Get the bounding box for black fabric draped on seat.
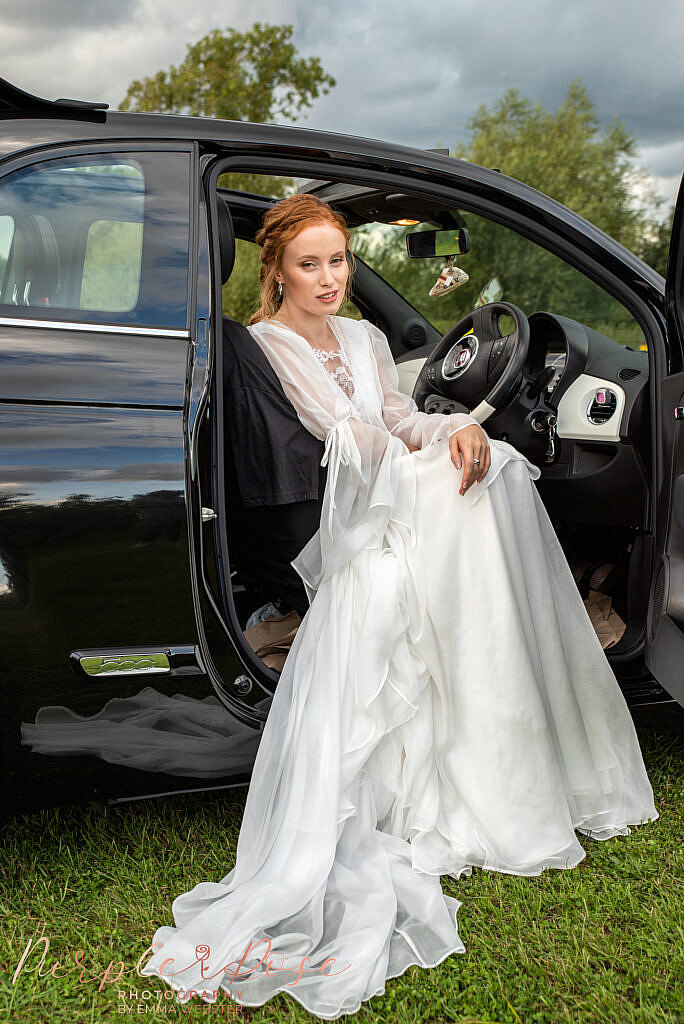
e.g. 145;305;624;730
221;317;327;617
217;197;327;616
222;315;327;616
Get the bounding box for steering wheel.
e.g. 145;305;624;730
413;301;530;424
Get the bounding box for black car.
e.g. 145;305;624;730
1;76;682;818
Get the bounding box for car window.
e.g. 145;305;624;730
0;214;13;283
80;219;144;311
351;210;646;349
0;152;190;329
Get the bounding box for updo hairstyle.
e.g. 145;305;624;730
248;193;356;324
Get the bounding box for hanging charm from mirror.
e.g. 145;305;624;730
429;255;469;297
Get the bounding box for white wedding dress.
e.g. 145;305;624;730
140;314;658;1018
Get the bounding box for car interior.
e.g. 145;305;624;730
0;163;654;682
214;175;654;680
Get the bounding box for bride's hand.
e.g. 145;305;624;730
448;424;491;496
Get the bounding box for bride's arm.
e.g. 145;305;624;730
363;319;485;451
248;323;410;474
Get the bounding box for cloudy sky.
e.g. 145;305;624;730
1;0;681;214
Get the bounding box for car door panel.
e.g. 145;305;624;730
645;171;684;702
645;370;684;703
0;325;188;403
0;147;253;815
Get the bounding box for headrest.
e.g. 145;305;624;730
15;214;60;303
216;197;235;285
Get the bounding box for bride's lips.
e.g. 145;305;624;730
317;290;338;303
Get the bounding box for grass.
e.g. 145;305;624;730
1;702;682;1024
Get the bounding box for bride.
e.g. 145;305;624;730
140;194;659;1018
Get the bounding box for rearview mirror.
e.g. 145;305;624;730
406;228;470;258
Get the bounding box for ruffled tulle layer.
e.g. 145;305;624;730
140;440;658;1018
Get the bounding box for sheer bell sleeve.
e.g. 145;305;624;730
363;318;486;452
247;321;417;602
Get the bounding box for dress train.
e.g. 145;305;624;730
140;437;658;1018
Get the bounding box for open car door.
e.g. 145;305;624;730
645;171;684;705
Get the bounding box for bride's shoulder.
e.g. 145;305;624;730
333;315;369;326
332;315;375;340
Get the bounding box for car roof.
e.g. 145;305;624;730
0;75;109;114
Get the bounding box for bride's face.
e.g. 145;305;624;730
276;223;349;319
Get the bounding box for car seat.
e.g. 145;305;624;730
5;213;60;306
216;197;325;635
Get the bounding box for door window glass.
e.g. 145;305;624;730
0;152;190;328
80;219;144;311
0;214;13;283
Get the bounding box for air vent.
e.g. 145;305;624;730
587;388;617;424
618;367;641;381
403;318;428;349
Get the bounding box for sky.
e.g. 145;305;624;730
1;0;681;217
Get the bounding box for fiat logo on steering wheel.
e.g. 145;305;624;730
442;333;479;381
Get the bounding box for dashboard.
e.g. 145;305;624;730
395;309;651;528
396;310;648;443
525;311;648;444
543;350;566;394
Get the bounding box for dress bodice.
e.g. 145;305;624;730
254;316;368;417
308;341;360;410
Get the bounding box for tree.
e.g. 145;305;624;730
119;21;334;195
119;22;335;124
353;80;670;342
639;204;675;278
452;78;659;255
120;23;336;322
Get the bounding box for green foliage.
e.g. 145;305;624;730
222;237;262;324
218;170;291;196
79;220;143;312
639;203;676;278
120;23;335;216
452;79;659;254
352;80;671;345
119;22;335;123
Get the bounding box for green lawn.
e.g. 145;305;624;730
2;702;682;1024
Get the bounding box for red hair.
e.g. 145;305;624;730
249;194;356;324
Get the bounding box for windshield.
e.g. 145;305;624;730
350;210;645;348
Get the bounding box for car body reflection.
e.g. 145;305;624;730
21;685;264;779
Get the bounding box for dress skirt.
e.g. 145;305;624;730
140;437;658;1018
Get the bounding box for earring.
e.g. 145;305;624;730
277;281;283;297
